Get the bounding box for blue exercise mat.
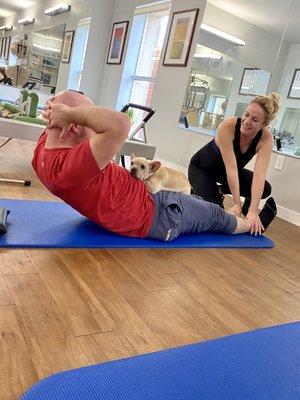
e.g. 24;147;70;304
21;322;300;400
0;198;274;248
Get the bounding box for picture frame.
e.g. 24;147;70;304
106;20;129;65
4;36;11;60
287;69;300;99
1;37;6;59
163;8;199;67
238;67;271;96
61;30;75;63
41;71;51;85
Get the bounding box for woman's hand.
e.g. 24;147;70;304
246;209;264;235
229;203;242;217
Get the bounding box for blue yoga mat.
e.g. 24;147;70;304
21;322;300;400
0;198;274;248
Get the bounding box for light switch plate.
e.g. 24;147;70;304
275;154;285;170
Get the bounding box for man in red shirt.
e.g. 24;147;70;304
32;90;276;241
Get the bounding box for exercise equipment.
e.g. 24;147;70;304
117;103;157;167
21;322;300;399
0;208;9;234
0;198;274;248
0;89;46;186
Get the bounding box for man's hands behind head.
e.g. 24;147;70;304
43;100;73;142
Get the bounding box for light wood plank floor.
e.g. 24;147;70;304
0;137;299;400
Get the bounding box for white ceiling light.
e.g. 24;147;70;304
44;3;71;16
18;17;35;25
194;53;222;59
0;25;13;31
33;43;61;53
201;23;246;46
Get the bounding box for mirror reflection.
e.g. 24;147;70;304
179;0;300;158
26;24;65;93
0;0;92;98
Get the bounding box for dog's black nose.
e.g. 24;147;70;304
130;168;137;176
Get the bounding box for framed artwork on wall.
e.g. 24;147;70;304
106;20;129;64
238;68;271;96
4;36;11;60
163;8;199;67
61;30;75;63
1;37;6;59
288;69;300;99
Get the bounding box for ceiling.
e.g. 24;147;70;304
208;0;300;44
0;0;37;18
0;0;299;44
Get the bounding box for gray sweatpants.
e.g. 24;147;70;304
148;191;237;241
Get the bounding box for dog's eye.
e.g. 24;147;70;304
141;165;145;170
130;162;133;165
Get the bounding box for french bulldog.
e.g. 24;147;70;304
129;153;191;195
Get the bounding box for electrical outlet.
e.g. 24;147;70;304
274;154;285;170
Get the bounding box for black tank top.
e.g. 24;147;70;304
190;118;263;170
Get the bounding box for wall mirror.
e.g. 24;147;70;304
26;24;65;93
179;0;300;158
0;0;92;99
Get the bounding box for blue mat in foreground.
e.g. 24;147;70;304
21;322;300;400
0;198;274;248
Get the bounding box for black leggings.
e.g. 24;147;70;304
188;163;272;207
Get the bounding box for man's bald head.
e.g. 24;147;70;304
52;90;94;108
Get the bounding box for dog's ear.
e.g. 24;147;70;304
130;153;136;161
150;161;161;173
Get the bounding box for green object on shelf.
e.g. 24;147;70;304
3;103;20;114
12;115;47;126
20;89;29;104
295;148;300;156
28;92;39;118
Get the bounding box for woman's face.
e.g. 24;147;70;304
241;103;265;136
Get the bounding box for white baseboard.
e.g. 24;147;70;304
276;205;300;227
158;158;300;227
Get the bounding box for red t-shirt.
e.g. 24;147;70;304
32;132;155;237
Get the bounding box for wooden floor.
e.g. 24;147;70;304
1;137;300;400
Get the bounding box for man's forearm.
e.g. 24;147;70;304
67;106;129;135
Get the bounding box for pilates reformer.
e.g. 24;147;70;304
117;103;156;167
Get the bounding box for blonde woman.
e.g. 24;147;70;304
189;93;280;235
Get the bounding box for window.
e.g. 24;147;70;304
118;2;170;138
67;18;90;91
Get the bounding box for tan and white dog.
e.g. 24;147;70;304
129;154;191;195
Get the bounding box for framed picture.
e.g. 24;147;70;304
106;20;129;64
163;8;199;67
61;30;75;63
4;36;11;60
288;69;300;99
1;37;6;59
238;68;271;96
41;71;51;85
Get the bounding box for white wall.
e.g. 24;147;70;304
79;0;115;103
